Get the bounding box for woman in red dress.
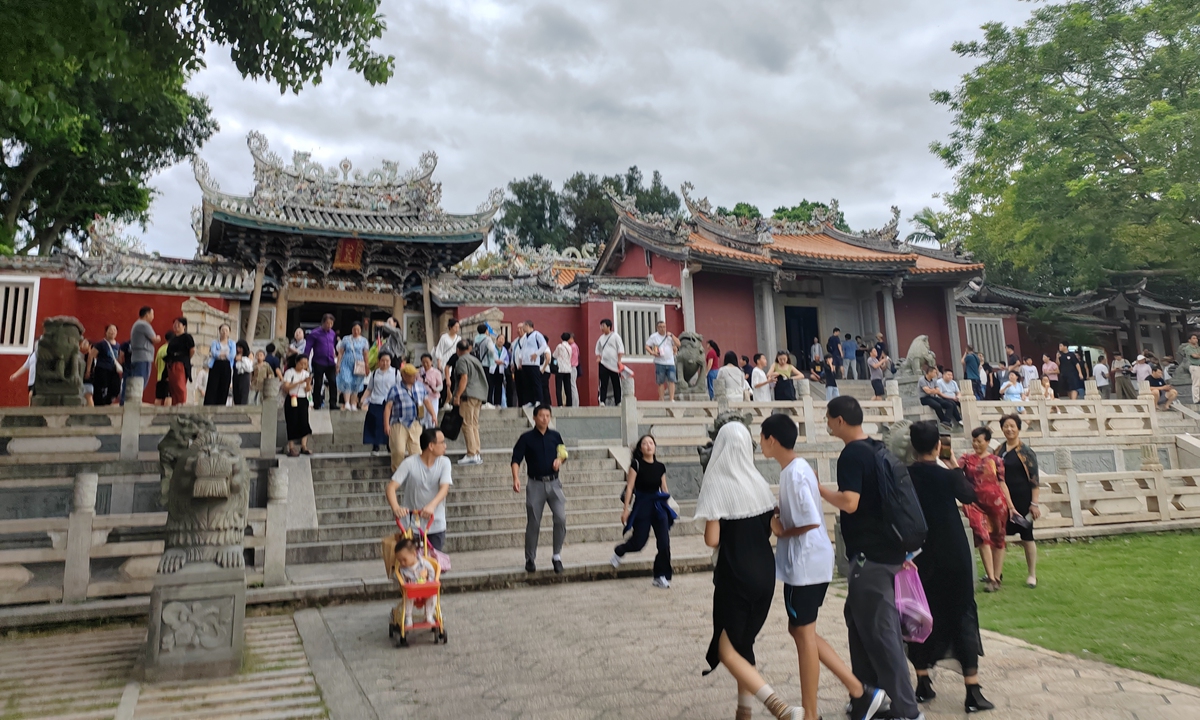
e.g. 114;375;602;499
960;427;1017;592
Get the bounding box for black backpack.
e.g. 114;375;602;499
869;439;928;552
472;336;492;365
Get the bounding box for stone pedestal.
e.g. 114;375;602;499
141;563;246;682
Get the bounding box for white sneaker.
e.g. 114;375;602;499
651;576;670;589
610;553;622;568
483;402;495;409
457;455;473;465
468;454;483;465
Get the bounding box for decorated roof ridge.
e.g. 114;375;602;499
193;132;504;239
970;282;1095;308
679;182;771;245
604;186;691;244
453;232;599;286
569;274;682;299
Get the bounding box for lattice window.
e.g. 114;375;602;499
0;277;38;355
614;302;663;361
965;317;1005;366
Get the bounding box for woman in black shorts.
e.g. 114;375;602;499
997;414;1041;588
610;434;676;587
696;421;801;720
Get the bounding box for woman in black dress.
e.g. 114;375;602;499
906;421;994;713
695;421;800;720
997;414;1041;588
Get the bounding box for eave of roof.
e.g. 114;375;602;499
208;208;489;244
687;233;780;266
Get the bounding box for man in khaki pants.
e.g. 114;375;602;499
384;364;436;472
1181;333;1200;405
451;338;489;466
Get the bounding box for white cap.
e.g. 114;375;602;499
1137;354;1146;361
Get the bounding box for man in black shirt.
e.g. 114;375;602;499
1057;342;1085;400
819;396;920;720
164;317;195;406
511;404;568;574
827;327;843;378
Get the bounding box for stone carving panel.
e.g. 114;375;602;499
160;597;234;653
1072;449;1116;474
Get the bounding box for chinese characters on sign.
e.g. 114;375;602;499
333;238;365;270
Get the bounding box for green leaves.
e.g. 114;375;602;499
1;0;395;255
934;0;1200;297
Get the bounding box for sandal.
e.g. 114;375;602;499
287;448;299;457
300;448;312;455
1026;577;1037;589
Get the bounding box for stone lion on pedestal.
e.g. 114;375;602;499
157;416;252;573
676;331;706;390
897;335;938;376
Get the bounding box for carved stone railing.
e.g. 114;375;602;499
0;385;279;463
0;468;289;605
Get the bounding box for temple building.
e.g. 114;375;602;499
193;131;503;355
0;133;1040;405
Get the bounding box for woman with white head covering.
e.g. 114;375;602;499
698;421;801;720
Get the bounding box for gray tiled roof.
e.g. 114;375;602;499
431;276;581;306
77;254;255;296
585;278;681;300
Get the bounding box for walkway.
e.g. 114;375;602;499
297;573;1200;720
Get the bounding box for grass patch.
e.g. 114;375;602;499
976;530;1199;687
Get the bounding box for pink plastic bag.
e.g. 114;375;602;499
894;566;933;643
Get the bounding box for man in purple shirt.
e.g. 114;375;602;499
304;314;339;410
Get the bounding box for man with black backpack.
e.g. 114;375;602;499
821;396;925;720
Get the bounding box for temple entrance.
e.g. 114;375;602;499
287;304;390;338
784;306;820;371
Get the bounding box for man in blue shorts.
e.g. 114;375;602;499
645;320;680;402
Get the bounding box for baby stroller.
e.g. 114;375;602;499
384;513;447;647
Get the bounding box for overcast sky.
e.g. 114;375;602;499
137;0;1035;258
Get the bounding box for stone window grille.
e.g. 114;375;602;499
614;302;663;361
0;276;39;355
965;317;1005;366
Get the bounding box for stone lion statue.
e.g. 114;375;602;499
675;331;706;389
32;316;86;407
698;411;753;471
158;416;252;573
881;419;916;465
897;335;937;376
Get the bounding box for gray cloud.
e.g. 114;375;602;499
138;0;1033;256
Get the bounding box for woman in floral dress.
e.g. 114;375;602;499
959;426;1016;592
336;322;369;411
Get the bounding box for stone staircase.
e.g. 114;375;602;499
286;407;632;564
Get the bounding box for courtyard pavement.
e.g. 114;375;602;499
296;573;1200;720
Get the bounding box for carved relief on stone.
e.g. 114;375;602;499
160;598;234;653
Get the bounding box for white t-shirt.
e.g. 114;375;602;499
391;454;453;534
935;378;960;398
283;369;310;397
365;367;400;405
595;332;625;372
646;332;675;366
1093;363;1109;388
775;458;834;587
514;331;548;367
1020;364;1040;388
750;367;772;403
434;333;459;371
1135;362;1153;383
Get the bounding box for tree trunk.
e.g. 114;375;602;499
2;159;50;239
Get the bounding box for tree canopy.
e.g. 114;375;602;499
772;200;851;232
1;0;394;254
716;202;762;220
498;166;681;250
933;0;1200;298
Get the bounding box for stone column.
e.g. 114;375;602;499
422;273;435;356
1166;313;1180;354
263;467;289;587
882;289;899;362
1057;447;1084;528
621;394;639;447
274;281;289;340
755;278;777;359
120;383;143;461
244;260;266;345
392;292;405;322
680;265;697;334
944;286;963;379
63;472;98;603
259;377;280;457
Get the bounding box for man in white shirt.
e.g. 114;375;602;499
513;320;549;406
594;319;625;406
385;427;453;552
759;414;885;720
434;318;460;403
935;369;961;401
645;320;680;401
1134;355;1153;383
1093;356;1111;399
750;352;773;403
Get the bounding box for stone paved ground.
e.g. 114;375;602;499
310;573;1200;720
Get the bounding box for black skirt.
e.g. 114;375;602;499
704;511;776;673
93;367;121;406
205;361;232;406
362;402;388;446
284;396;312;440
232;372;251;405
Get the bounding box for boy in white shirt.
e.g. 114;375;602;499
750;353;773;403
759;414;886;720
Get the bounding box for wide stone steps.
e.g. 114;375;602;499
313;474;625;504
286;521;628;563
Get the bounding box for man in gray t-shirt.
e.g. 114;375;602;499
386;427;453;551
124;306;160;402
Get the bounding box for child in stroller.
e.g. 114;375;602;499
385;514;447;646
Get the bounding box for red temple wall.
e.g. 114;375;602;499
895;287;952;371
693;272;757;362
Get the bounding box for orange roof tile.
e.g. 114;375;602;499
911;254;985;275
687;233;782;265
770;233;917;263
554;266;583;286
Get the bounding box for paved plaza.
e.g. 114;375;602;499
299;573;1200;720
